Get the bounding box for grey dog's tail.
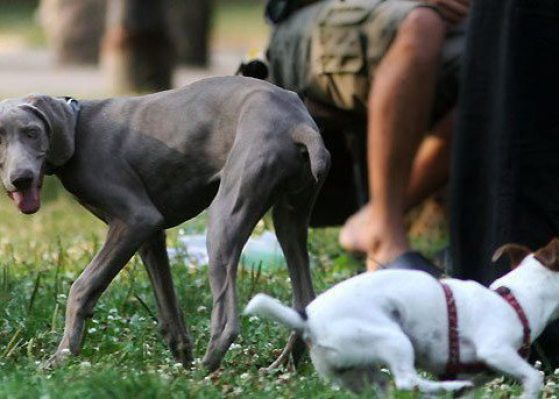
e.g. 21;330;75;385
291;125;330;183
244;294;307;333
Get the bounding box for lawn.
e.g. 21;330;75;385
0;1;554;398
0;180;533;398
0;179;366;398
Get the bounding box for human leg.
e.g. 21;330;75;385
339;109;453;255
338;7;447;270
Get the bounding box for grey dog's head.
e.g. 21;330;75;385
0;95;77;214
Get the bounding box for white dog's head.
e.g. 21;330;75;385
493;238;559;271
492;238;559;319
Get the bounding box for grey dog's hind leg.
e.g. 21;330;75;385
265;181;325;370
273;186;319;316
202;146;284;371
139;230;193;366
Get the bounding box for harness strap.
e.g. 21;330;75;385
63;96;81;114
440;282;531;379
441;282;460;373
494;286;531;358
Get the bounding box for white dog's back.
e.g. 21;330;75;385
247;270;506;374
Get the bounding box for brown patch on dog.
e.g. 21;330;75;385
534;238;559;272
492;243;532;269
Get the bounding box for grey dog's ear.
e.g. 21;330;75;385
23;95;77;168
492;243;532;269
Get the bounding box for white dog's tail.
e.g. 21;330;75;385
244;293;307;332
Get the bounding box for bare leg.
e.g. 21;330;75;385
340;110;453;254
139;231;193;367
338;8;447;270
405;110;453;207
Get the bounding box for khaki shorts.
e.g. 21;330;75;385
268;0;466;122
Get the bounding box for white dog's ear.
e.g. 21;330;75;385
534;238;559;272
492;243;532;269
24;95;77;168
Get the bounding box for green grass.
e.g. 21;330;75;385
0;2;550;396
0;179;365;398
0;179;540;398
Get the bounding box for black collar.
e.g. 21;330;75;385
63;96;81;114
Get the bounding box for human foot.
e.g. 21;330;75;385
339;204;372;253
364;228;410;271
372;251;442;277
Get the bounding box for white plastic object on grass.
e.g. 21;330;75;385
169;230;286;270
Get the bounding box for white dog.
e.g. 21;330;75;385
245;239;559;398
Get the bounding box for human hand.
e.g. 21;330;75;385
424;0;470;26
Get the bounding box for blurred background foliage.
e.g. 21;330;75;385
0;0;268;93
0;0;270;216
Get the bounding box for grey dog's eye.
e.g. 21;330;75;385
24;127;38;139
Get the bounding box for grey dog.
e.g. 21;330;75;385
0;76;330;371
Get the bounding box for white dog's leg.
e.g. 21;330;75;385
477;347;543;399
377;332;473;394
330;366;390;396
393;372;473;394
453;373;486;399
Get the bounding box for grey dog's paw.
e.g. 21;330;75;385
39;348;71;371
170;340;194;368
201;353;221;373
202;342;225;373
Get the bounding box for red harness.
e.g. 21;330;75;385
439;282;531;378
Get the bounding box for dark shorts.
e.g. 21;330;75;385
268;0;466;121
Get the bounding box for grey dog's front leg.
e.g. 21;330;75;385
139;231;193;366
44;217;160;368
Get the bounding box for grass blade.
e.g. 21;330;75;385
2;328;22;358
133;293;157;323
51;303;59;333
27;271;42;314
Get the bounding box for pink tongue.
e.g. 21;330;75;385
9;186;41;214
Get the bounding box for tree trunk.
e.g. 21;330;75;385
167;0;213;67
39;0;107;65
101;0;174;94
